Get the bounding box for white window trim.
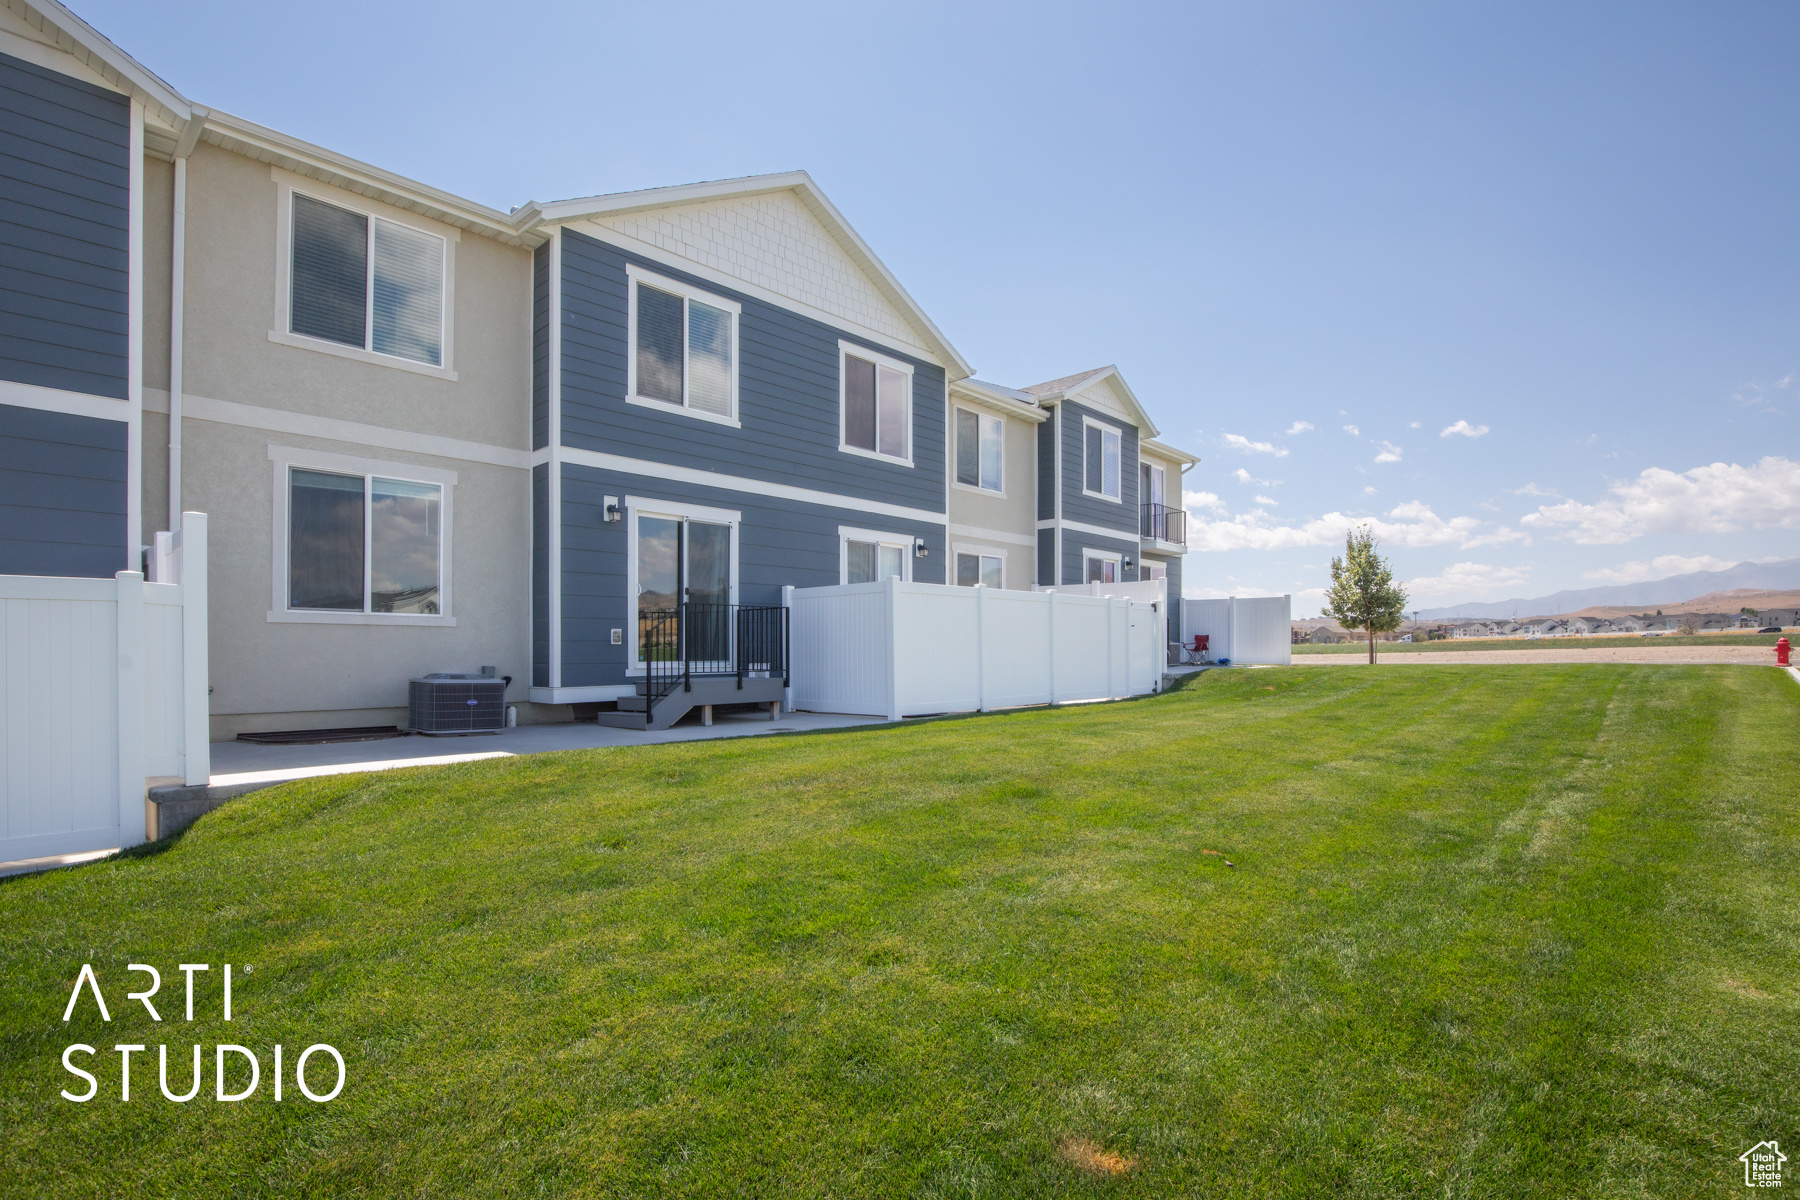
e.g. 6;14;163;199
624;495;742;675
269;168;459;381
837;340;914;467
1081;415;1123;503
266;443;457;626
952;543;1007;589
1082;548;1123;585
838;524;914;584
625;263;743;428
951;404;1005;496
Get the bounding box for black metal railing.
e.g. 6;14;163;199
1141;503;1186;546
640;603;790;725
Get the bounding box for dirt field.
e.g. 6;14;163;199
1302;644;1786;666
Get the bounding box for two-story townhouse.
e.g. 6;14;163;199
8;0;1202;738
941;364;1198;641
942;377;1046;590
516;179;969;710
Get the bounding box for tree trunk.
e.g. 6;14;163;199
1368;630;1376;665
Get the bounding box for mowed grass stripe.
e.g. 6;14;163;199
0;666;1794;1198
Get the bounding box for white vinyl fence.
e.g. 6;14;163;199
786;577;1165;720
1182;595;1293;666
0;514;210;861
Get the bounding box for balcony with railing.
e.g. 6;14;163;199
1140;503;1186;549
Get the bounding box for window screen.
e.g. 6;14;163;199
1085;423;1121;498
291;195;367;349
372;221;443;366
956;409;980;486
846;539;877;584
844;356;877;451
687;300;732;415
289;469;365;610
636;283;684;404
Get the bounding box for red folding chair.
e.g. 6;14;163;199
1183;634;1210;664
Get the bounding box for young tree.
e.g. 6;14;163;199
1322;526;1410;664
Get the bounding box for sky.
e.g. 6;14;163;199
80;0;1800;609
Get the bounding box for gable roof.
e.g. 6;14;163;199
514;172;971;378
5;0;192;130
1021;364;1160;439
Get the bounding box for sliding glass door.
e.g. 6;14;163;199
635;512;734;669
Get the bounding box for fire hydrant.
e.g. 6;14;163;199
1779;637;1791;666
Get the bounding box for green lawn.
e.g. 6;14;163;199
1294;631;1787;655
3;666;1796;1198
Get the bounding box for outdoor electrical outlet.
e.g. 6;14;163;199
611;629;622;645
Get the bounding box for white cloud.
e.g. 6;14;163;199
1222;433;1289;457
1507;482;1559;497
1580;554;1737;584
1374;441;1403;463
1342;424;1361;437
1185;498;1526;553
1441;420;1490;438
1233;468;1279;487
1254;495;1279;507
1183;489;1227;514
1409;421;1422;429
1285;420;1314;435
1408;562;1531;601
1521;455;1800;544
1363;486;1378;495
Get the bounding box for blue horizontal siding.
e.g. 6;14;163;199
1059;400;1139;535
0;401;127;577
1061;528;1139;587
1036;527;1056;586
532;463;550;688
558;229;946;517
559;462;946;688
0;51;128;400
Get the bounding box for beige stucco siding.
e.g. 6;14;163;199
945;403;1038;588
184;421;532;737
178;143;531;450
137;142;537;735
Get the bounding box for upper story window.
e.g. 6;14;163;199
291;193;445;367
1083;417;1122;502
954;407;1003;492
839;341;913;465
627;265;740;425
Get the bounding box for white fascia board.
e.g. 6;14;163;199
1139;437;1200;466
949;380;1046;423
517;171;973;379
200;108;535;248
8;0;191;127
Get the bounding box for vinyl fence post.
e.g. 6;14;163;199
781;584;795;713
180;513;209;785
1046;590;1058;707
885;574;901;722
115;570;147;848
976;584;989;713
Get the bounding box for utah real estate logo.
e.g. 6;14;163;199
1741;1141;1786;1188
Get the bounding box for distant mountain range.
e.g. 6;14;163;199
1417;558;1800;620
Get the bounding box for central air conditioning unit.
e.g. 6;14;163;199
408;673;506;735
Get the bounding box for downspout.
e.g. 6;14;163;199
168;109;206;533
